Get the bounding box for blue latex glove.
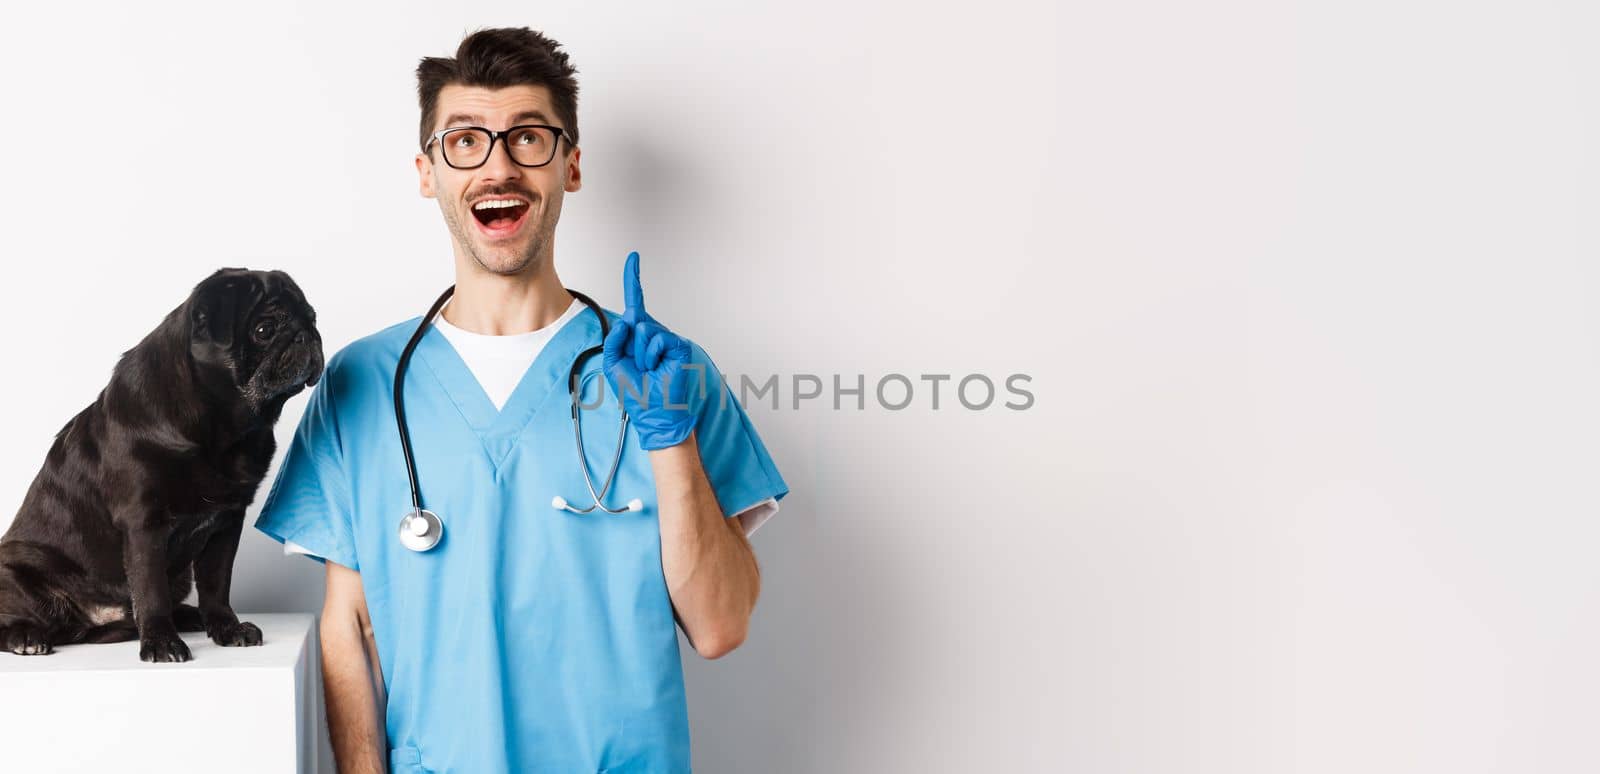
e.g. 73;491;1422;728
602;251;697;451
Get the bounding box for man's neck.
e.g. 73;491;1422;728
440;261;572;336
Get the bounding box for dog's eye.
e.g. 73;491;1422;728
254;321;276;339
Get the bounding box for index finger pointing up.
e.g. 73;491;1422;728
622;250;647;322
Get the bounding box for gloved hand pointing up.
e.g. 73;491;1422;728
601;251;698;451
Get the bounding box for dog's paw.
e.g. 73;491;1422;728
209;620;263;647
139;629;192;663
3;624;54;656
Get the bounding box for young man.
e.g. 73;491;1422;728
253;27;788;773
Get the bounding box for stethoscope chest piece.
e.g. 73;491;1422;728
399;509;444;552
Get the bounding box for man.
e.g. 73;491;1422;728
253;27;788;773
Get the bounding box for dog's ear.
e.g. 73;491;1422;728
189;268;259;350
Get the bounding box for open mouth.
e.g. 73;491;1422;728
470;197;532;238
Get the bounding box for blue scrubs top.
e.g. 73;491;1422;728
253;305;788;773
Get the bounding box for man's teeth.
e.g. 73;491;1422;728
473;199;526;210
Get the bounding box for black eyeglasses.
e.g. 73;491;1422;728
423;124;569;169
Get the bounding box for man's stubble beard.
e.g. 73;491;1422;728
440;198;559;277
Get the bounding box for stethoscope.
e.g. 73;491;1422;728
393;286;643;552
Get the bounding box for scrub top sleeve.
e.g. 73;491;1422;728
253;355;360;570
683;341;789;531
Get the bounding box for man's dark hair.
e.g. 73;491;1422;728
415;27;581;154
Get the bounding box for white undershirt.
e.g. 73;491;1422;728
280;300;777;558
432;297;585;411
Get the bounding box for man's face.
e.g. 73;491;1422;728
416;83;581;276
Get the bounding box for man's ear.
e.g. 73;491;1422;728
417;152;436;198
564;146;582;193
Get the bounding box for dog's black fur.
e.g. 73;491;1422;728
0;268;323;662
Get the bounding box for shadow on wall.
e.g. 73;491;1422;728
576;110;760;306
683;417;921;773
235;492;327;615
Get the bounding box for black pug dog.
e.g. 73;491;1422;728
0;268;323;662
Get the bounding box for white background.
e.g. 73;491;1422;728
1;1;1598;772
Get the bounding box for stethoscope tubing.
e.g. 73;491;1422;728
395;285;458;514
393;286;634;552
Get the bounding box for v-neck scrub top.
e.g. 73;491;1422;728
252;303;789;773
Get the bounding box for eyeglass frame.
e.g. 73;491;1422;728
422;123;571;169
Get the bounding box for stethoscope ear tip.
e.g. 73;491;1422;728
551;495;569;510
627;498;644;512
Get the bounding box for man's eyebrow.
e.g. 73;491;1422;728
440;110;554;128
